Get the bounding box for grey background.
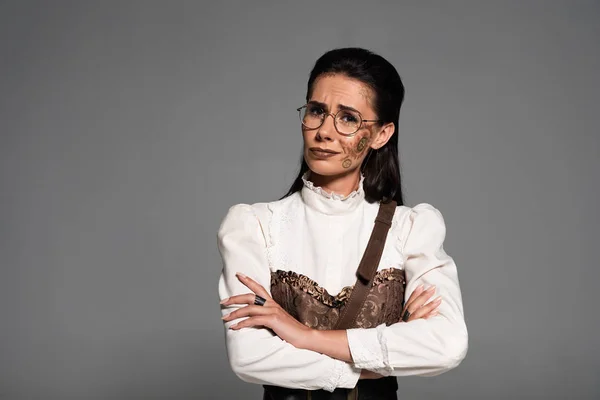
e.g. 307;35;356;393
1;1;599;399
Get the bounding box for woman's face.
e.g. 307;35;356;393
302;74;389;178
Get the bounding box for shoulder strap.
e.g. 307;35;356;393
334;200;397;330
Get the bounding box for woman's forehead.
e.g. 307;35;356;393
310;74;373;110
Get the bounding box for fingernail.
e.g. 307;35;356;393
229;323;238;329
434;296;442;303
220;297;229;304
236;273;247;279
426;285;436;292
416;284;424;291
431;311;439;316
221;313;230;320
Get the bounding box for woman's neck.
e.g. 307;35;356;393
308;170;361;197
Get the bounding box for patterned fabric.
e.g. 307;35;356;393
271;268;406;330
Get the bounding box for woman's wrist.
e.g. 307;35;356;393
301;328;354;363
300;328;321;352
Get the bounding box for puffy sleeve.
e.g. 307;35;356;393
345;203;468;376
217;204;361;391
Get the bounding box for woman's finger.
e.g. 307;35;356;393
406;285;436;314
403;284;425;312
416;310;439;320
222;304;274;322
236;273;272;299
230;315;271;330
410;296;442;320
221;293;263;306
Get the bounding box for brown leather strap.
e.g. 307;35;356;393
334;200;397;330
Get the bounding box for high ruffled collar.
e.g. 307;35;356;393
300;171;365;215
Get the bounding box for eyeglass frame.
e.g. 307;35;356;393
296;103;382;137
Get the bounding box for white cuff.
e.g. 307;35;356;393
347;324;393;374
323;359;361;392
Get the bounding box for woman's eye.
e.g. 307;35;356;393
340;112;358;123
308;106;324;115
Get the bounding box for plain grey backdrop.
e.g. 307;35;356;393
1;1;599;399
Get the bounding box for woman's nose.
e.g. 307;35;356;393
316;114;336;141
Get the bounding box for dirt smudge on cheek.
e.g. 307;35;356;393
340;133;371;168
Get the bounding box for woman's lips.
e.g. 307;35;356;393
309;148;340;159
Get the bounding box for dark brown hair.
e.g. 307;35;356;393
282;47;406;204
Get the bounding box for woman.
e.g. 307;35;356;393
218;48;468;399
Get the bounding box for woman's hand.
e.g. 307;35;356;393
220;272;312;349
400;284;442;322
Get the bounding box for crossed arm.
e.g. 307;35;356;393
217;203;468;391
221;272;441;365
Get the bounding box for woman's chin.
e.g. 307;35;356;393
305;159;351;177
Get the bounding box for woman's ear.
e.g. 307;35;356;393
370;122;395;150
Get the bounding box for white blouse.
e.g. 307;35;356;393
217;173;468;392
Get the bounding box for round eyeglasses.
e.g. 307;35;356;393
297;104;381;136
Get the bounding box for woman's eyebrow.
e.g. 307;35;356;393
307;101;361;114
337;103;360;113
307;100;328;110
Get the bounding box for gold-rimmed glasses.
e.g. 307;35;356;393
297;103;381;136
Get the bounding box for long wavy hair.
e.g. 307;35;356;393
281;47;405;205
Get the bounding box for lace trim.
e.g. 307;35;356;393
266;197;301;271
270;268;405;308
301;171;365;201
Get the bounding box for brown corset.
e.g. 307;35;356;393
270;268;406;330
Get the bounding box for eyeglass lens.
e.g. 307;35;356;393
299;104;361;135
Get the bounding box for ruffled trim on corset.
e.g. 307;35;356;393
270;268;406;308
301;171;365;201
